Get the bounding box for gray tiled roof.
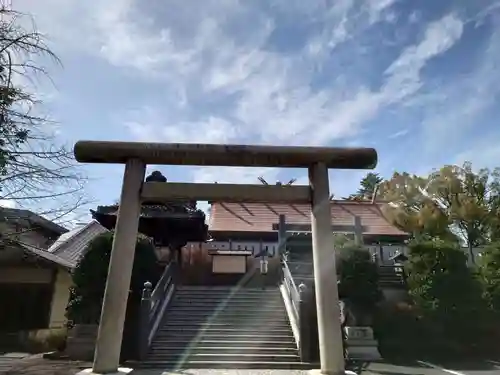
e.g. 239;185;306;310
49;221;109;268
0;207;68;235
19;242;74;269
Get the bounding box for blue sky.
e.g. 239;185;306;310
10;0;500;222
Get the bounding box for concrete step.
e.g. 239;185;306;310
173;295;282;301
175;292;281;297
167;307;286;315
136;360;312;369
161;320;291;328
149;346;298;355
154;332;295;341
174;292;281;297
176;285;277;293
169;304;285;311
157;327;293;334
165;311;288;319
145;352;301;362
163;316;288;324
150;339;297;349
171;299;284;306
163;318;290;326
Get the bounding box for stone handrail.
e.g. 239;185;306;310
282;259;301;322
281;258;312;362
138;262;176;360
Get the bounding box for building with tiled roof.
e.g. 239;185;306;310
200;201;409;283
0;218;109;336
207;200;408;247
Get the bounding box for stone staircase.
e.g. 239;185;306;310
142;286;310;369
377;265;406;288
287;251;314;286
287;251;407;289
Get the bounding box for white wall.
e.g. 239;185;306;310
208;240;486;265
207;241;278;256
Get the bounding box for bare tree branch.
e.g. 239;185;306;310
0;7;88;236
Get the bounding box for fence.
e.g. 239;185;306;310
366;245;485;265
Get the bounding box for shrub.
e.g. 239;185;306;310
44;329;68;352
337;246;382;321
373;302;423;359
405;240;488;355
65;231;162;360
479;242;500;315
66;231;162;325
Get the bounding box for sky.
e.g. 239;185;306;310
6;0;500;223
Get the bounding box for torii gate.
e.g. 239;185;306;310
73;141;377;375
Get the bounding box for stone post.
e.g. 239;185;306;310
353;216;363;246
138;281;153;360
92;158;145;374
298;282;311;362
308;162;345;375
278;214;287;280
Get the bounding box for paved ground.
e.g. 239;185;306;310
0;353;31;373
1;354;500;375
0;353;90;375
131;360;500;375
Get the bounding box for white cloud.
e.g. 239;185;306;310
12;0;500;205
230;12;464;147
193;167;278;185
381;14;464;103
407;13;500;156
100;1;411;147
21;0;466;151
123;107;239;144
454;141;500;171
103;4;469;189
0;200;16;209
388;129;410;139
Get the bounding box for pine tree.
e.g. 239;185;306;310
352;172;383;200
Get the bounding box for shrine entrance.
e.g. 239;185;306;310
74;141;377;375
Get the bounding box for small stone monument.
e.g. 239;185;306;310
344;326;381;361
339;291;381;360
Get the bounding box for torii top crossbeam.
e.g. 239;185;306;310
74;140;377;169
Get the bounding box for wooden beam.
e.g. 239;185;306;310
74;141;378;170
353;216;363;245
141;182;311;203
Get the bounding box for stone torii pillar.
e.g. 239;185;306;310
309;162;345;374
73;141;377;375
93;159;145;374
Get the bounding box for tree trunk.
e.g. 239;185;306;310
468;241;475;266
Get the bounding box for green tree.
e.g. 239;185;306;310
378;172;454;241
426;162;500;262
337;246;382;322
357;172;383;199
346;172;383;200
66;231;162;360
66;232;162;325
479;242;500;315
405;240;488;354
378;163;500;256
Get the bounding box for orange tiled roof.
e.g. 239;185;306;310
209;201;407;236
